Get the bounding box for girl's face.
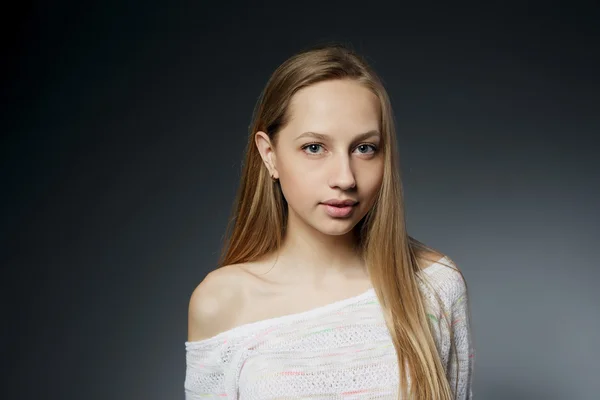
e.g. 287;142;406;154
257;79;384;236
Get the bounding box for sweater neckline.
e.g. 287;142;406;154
186;286;377;348
185;256;447;348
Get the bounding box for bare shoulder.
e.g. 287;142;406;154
187;264;249;342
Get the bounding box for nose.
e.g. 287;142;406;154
328;153;356;190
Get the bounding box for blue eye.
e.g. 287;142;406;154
356;144;377;154
302;143;324;154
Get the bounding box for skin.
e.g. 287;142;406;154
254;79;384;290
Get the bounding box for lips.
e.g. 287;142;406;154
321;199;358;207
321;200;358;218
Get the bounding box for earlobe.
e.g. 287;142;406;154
268;152;279;180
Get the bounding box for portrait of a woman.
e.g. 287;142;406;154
185;43;474;399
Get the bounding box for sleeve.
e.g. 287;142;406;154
446;274;475;400
184;340;230;399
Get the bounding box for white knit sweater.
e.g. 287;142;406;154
184;256;474;399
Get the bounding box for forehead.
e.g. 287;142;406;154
284;79;380;137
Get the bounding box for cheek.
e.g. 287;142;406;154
278;164;316;207
358;163;384;197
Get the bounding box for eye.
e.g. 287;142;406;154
355;143;378;154
302;143;325;155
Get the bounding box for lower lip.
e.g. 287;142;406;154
321;203;357;218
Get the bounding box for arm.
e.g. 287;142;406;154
447;273;475;400
185;341;228;399
185;269;242;399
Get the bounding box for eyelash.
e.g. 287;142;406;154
301;143;379;156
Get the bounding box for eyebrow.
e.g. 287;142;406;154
295;130;381;142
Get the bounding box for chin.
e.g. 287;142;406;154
314;219;359;236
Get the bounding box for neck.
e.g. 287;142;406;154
270;208;368;285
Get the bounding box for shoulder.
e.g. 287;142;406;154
420;255;468;306
415;249;446;270
187;264;249;342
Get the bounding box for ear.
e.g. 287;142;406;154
255;131;279;179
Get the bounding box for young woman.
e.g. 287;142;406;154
185;43;474;399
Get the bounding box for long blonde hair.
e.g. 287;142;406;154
217;42;461;399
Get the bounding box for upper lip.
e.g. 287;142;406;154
322;199;358;206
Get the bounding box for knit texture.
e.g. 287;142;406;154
184;256;474;399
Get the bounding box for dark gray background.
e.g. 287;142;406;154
3;1;599;399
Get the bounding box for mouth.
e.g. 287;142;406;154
320;202;358;218
321;199;358;207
